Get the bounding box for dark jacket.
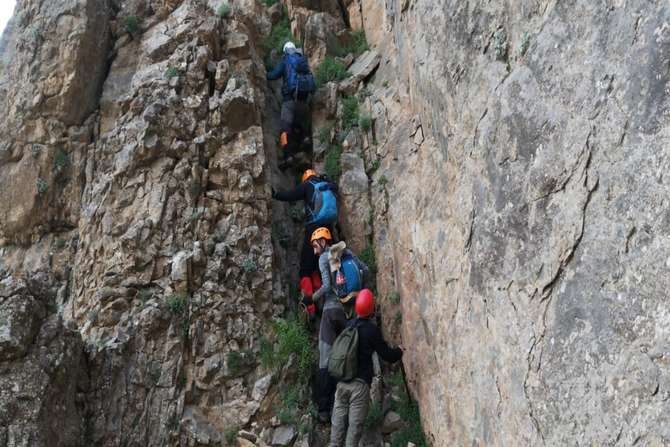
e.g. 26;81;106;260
351;317;402;385
266;53;311;100
273;177;338;219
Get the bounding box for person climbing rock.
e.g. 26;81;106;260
327;240;370;319
272;169;339;320
330;290;403;447
310;227;369;423
266;41;316;165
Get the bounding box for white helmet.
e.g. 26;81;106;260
283;41;297;54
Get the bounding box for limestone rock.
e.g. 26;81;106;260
338;153;371;253
381;411;403;434
271;425;297;446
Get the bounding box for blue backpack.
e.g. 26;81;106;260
332;253;364;298
284;53;316;100
306;180;337;226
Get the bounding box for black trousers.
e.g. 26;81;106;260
317;367;337;414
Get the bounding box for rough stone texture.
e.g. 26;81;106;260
0;0;296;445
362;0;670;445
0;275;87;447
338;152;372;253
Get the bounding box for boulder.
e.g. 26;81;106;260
271;425;297;446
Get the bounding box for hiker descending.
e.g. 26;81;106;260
309;227;369;423
266;41;316;165
272;169;339;320
329;290;403;447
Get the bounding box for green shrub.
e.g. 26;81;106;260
263;0;278;5
368;159;380;173
137;288;153;305
493;28;508;60
389;290;401;304
227;351;243;373
224;427;238;445
324;145;342;179
359;114;372;132
365;402;384;429
31;144;42;158
318;125;333;145
359;244;377;275
276;386;302;424
260;317;315;381
165;67;179;79
394;311;402;325
217;3;232;18
341;95;360;130
336;29;369;56
314;56;348;86
390;372;428;447
167;293;187;315
36;178;48;195
378;175;388;187
264;8;293;54
123;16;141;35
54;150;69;172
242;257;257;273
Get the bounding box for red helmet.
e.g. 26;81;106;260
355;289;375;317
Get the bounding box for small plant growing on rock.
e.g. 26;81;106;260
314;56;348;87
365;402;384;429
36;178;48;195
389;290;401;305
394;311;402;326
227;350;244;375
359;113;373;132
336;29;369;57
276;386;302;424
263;0;278;5
288;203;305;221
123;15;142;36
31;144;41;158
242;257;257;273
224;427;238;445
137;288;153;305
53;150;69;173
368;158;380;173
378;175;388;187
166;293;187;315
318;125;333;145
359;244;377;275
324;145;342;179
264;8;294;53
165;67;179;79
217;3;232;18
492;28;508;61
341;95;360;130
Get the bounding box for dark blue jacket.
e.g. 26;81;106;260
266;54;311;100
351;317;402;385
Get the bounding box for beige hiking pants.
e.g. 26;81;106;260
329;380;370;447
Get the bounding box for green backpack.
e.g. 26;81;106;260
328;322;360;381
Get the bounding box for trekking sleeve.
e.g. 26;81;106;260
274;182;307;202
266;60;285;81
312;253;331;302
371;325;403;363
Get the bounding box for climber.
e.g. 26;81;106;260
309;227;370;423
266;41;316;165
272;169;339;320
327;239;370;319
330;290;403;447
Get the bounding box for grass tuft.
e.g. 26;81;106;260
314;56;348;87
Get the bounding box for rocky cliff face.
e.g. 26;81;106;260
1;0;669;446
353;0;670;445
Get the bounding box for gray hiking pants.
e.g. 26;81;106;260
329;380;370;447
280;100;295;132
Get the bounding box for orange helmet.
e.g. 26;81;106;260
355;289;375;317
302;169;317;183
310;227;332;243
